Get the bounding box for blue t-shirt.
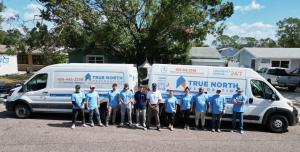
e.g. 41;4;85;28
71;92;86;109
209;94;226;114
180;94;193;110
192;93;208;112
120;90;133;109
232;93;247;112
165;96;178;113
108;90;120;108
86;91;100;110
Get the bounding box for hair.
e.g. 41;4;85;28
112;83;118;87
75;85;80;89
185;87;190;92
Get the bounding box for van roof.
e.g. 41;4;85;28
151;64;252;71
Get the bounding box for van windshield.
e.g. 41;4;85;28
250;80;278;100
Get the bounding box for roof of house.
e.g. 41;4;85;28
0;44;67;54
219;47;238;57
236;48;300;59
189;47;222;59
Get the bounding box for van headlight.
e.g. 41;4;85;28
287;100;294;107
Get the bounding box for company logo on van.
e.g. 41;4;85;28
85;73;92;81
176;75;188;88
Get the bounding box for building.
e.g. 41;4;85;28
219;47;239;61
234;48;300;71
189;47;224;66
0;45;60;71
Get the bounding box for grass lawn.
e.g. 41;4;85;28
0;73;33;85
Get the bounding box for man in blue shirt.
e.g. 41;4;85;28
165;90;178;131
106;83;120;126
119;83;134;126
209;89;226;133
86;85;103;127
71;85;86;129
231;88;247;134
192;87;209;130
134;85;147;129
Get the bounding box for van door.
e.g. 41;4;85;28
244;79;278;123
23;73;49;111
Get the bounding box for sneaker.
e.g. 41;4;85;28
91;123;94;127
136;123;140;127
240;130;244;134
119;123;124;127
156;127;161;131
217;129;221;133
211;129;215;132
170;125;174;131
143;127;147;131
105;123;108;127
82;124;87;127
71;124;75;129
99;123;104;127
186;126;190;131
142;124;146;128
230;130;234;133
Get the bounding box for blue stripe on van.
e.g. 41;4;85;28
49;93;108;97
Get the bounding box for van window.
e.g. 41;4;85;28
26;74;48;91
250;80;277;100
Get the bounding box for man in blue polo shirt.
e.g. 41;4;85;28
231;88;247;134
71;85;86;129
209;89;226;133
192;87;209;130
86;85;103;127
119;83;134;126
106;83;120;126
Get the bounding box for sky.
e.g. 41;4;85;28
1;0;300;46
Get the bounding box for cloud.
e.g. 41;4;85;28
224;22;277;40
235;1;264;12
24;3;44;21
0;8;18;19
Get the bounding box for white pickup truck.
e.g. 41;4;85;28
257;67;290;86
277;68;300;91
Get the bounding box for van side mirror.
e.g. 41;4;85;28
271;94;277;101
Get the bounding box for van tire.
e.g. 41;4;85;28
14;103;31;118
268;115;288;133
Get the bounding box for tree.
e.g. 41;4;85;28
37;0;234;65
277;17;300;47
258;38;277;48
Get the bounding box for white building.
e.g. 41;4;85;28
234;48;300;71
189;47;224;66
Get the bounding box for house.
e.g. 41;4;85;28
189;47;224;66
0;45;47;71
68;48;122;64
234;48;300;71
219;47;239;61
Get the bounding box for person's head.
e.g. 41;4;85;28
169;90;174;96
236;87;243;95
90;85;96;91
152;83;157;91
185;87;190;94
198;87;204;93
138;85;144;92
124;83;129;90
112;83;117;91
216;89;221;95
75;85;80;93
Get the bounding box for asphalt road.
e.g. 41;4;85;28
0;89;300;152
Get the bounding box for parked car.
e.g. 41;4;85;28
277;67;300;91
257;67;290;85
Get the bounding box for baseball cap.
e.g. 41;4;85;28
90;85;96;88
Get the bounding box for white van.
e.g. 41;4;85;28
148;64;298;132
6;64;138;118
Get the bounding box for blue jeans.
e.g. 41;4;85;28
232;112;244;130
212;114;222;130
89;108;101;124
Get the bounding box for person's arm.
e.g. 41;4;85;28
71;94;80;108
236;96;246;105
157;92;162;105
222;97;226;114
81;93;86;107
86;95;90;110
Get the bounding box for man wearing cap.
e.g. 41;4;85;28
209;89;226;133
86;85;103;127
119;83;134;126
231;88;247;134
192;87;209;130
106;83;120;126
71;85;86;129
146;83;162;131
134;85;147;129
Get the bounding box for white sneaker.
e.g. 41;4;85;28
186;126;190;131
240;130;244;134
82;124;87;127
217;129;221;133
211;129;215;132
91;123;94;127
136;123;140;127
71;124;75;129
119;123;124;127
170;125;174;131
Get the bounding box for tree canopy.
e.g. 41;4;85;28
277;17;300;48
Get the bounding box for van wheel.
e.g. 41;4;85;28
268;115;288;133
288;86;296;92
14;103;31;118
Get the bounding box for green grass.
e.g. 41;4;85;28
0;73;33;85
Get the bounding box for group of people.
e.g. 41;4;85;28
71;83;246;134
